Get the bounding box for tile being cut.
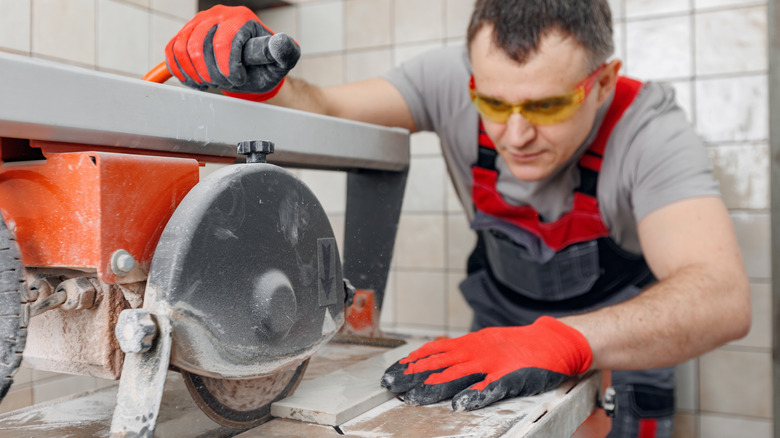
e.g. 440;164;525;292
270;340;423;426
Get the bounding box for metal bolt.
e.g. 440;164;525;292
111;249;136;276
115;309;158;354
237;140;274;163
59;277;99;311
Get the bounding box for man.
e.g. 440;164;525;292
165;1;751;436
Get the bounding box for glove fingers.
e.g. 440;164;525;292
452;368;570;411
187;21;219;83
400;336;465;364
404;373;485;406
166;20;200;84
267;33;301;70
380;360;439;394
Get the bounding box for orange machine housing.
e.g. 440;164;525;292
0;140;201;284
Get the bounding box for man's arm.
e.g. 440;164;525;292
560;196;751;370
267;76;418;132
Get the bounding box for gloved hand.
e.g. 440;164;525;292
165;5;300;101
380;316;592;411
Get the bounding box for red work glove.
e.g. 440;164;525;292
165;5;300;101
380;316;592;411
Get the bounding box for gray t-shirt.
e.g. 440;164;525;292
384;47;719;254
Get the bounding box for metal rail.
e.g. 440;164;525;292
0;52;409;171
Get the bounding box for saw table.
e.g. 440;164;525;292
0;340;600;437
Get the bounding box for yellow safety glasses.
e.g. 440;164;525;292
469;64;606;125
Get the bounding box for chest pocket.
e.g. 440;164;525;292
483;230;601;301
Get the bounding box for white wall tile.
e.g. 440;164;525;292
447;213;475;271
730;212;770;280
707;143;769;210
625;0;691;18
379;270;396;327
695;6;767;76
446;177;464;213
257;5;299;38
150;0;196;21
410;131;442;157
394;42;444;66
447;272;472;331
625;16;691;80
395;271;446;327
394;0;444;45
299;0;344;55
729;282;771;349
294;53;344;87
150;13;186;73
445;0;475;40
393;214;446;269
297;169;347;214
124;0;150;7
699;349;772;418
608;0;624;20
345;48;393;83
612;19;625;68
345;0;391;50
0;385;32;414
0;0;31;53
32;0;96;66
98;0;150;75
699;414;772;438
695;75;768;143
675;359;698;411
401;157;446;213
665;80;693;123
673;413;698;438
695;0;767;10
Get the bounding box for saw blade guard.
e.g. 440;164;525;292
146;163;345;379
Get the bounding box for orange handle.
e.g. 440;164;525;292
142;61;173;83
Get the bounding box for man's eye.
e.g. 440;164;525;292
525;97;570;113
482;97;510;110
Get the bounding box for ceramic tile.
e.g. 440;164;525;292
672;412;697;438
32;0;96;66
729;282;770;349
96;378;120;389
695;6;767;76
13;364;33;386
0;0;30;53
447;272;472;330
32;374;98;404
98;0;150;75
706;142;769;210
393;214;446;269
445;0;475;39
345;48;393;83
612;19;624;67
345;0;391;50
395;271;447;328
625;15;691;80
394;0;444;45
730;211;770;280
447;213;475;271
298;0;344;55
379;270;396;327
446;37;466;48
699;413;772;438
123;0;149;7
699;349;771;418
695;75;768;143
394;41;443;66
695;0;767;10
675;359;698;411
625;0;691;18
446;177;465;213
410;131;441;157
401;156;446;213
298;169;346;214
150;13;186;72
608;0;624;20
0;385;32;414
665;80;693;123
257;5;298;38
150;0;196;21
32;369;65;382
294;53;344;87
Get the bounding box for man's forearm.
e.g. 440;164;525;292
560;264;751;371
265;77;334;116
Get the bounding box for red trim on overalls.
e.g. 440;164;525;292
638;418;659;438
471;77;644;251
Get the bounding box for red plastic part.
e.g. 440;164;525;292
0;149;199;284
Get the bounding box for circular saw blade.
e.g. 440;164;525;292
181;359;309;430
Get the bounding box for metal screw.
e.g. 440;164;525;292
115;309;158;354
111;249;136;276
237;140;274;163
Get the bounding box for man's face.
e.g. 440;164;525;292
469;26;609;182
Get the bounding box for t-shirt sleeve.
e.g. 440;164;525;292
622;83;720;223
382;47;471;133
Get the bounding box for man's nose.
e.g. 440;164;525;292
504;112;537;147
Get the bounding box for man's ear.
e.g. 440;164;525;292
597;59;622;105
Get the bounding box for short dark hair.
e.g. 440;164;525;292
466;0;614;71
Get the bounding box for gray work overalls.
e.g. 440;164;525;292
462;77;674;438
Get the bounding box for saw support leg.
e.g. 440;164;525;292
110;313;172;438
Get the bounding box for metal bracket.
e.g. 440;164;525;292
597;386;617;418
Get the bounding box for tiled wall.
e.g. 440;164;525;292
0;1;772;436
